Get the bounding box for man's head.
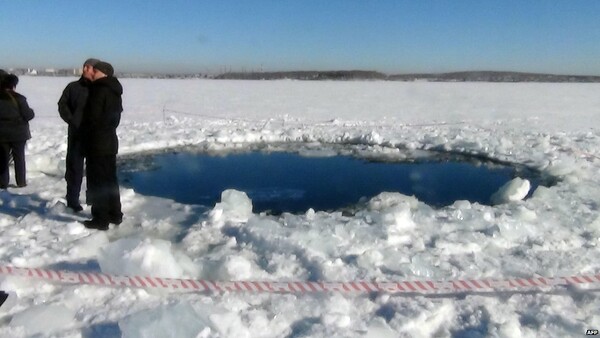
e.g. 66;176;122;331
93;61;114;80
0;74;19;90
82;58;100;80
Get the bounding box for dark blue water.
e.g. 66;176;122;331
119;152;539;214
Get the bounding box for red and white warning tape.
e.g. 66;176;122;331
1;265;599;294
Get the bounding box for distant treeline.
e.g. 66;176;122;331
216;70;387;81
216;70;600;82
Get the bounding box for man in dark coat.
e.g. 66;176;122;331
0;290;7;307
81;61;123;230
0;74;35;188
57;58;99;212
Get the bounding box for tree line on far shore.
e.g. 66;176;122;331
215;70;600;82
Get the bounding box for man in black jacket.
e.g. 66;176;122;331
81;61;123;230
57;58;99;212
0;74;35;188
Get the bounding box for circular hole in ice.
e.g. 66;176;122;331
118;144;554;214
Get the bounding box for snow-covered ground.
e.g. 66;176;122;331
1;77;600;337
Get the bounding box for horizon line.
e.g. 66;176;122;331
3;66;600;78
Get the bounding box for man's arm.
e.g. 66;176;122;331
57;84;73;124
15;94;34;121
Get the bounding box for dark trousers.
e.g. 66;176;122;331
0;141;27;188
86;155;122;221
65;132;85;206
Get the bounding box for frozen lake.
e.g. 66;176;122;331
0;78;598;337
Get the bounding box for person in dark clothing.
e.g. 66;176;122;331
80;61;123;230
0;74;35;189
0;290;7;307
58;58;99;212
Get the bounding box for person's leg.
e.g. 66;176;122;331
10;141;27;187
85;156;110;230
106;155;123;224
0;144;10;188
65;133;85;209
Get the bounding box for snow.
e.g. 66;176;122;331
0;77;600;337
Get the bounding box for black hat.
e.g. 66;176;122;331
94;61;114;77
83;58;100;67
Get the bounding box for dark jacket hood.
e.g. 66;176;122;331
93;76;123;96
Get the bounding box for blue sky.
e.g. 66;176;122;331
1;0;599;75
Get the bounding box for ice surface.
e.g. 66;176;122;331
9;304;76;335
119;302;212;338
491;177;531;204
0;78;598;337
209;189;253;225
